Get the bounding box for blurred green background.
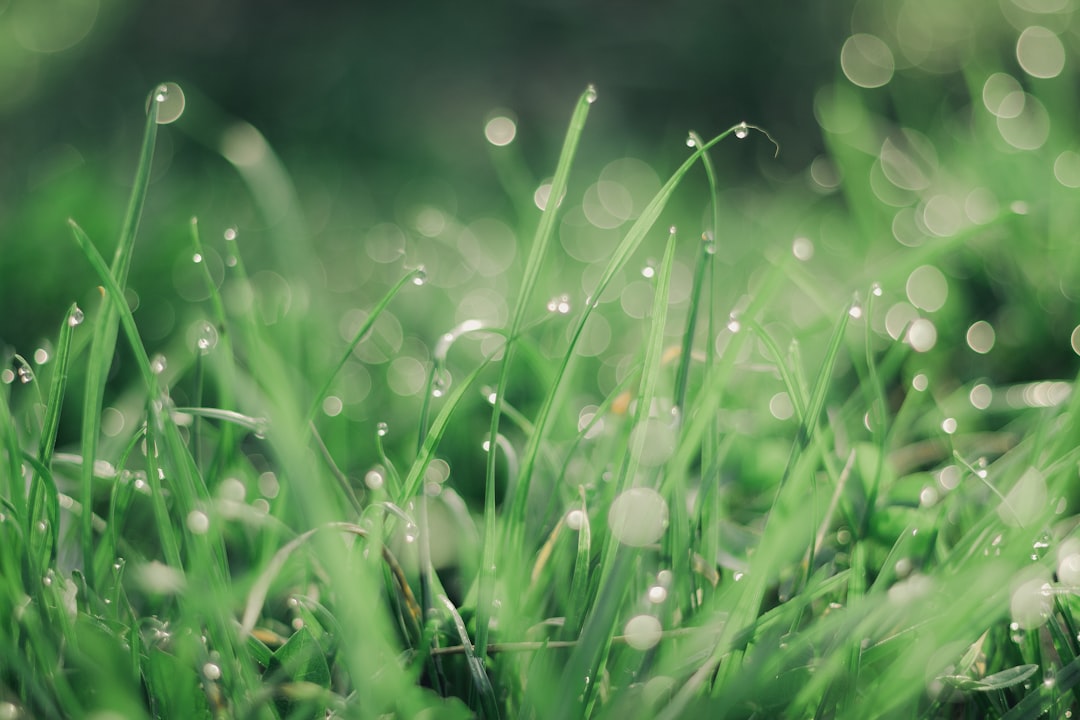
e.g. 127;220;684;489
3;0;1080;490
2;0;841;348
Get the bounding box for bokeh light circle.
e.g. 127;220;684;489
841;34;895;89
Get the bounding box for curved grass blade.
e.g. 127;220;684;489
77;86;161;582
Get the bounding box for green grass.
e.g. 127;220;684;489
3;58;1080;720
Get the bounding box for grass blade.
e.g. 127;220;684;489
477;85;597;658
77;86;162;582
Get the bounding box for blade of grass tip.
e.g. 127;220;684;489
477;84;596;659
438;594;501;719
305;267;424;426
77;85;161;583
37;303;80;465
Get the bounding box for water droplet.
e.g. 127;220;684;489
42;574;53;587
849;301;864;319
403;522;419;543
726;314;741;333
365;468;385;491
641;260;657;279
792;236;814;261
224;227;238;242
734;122;750;139
566;509;586;530
1010;571;1054;630
36;520;47;533
149;82;186;124
202;663;222;681
411;265;428;286
1;369;13;384
547;294;572;314
585;84;598;104
431;367;451;398
68;306;85;327
195;322;219;354
17;366;33;384
647;585;668;604
941;417;957;434
608;487;668;547
376;422;389;437
919;486;939;507
33;348;49;365
701;231;716;255
186;510;210;535
150;354;167;375
623;614;663;650
253;418;270;439
192;252;203;264
685;135;697;148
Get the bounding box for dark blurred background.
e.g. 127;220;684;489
0;0;846;351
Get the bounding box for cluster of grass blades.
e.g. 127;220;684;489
1;81;1079;720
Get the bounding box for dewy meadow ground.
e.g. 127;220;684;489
4;6;1080;719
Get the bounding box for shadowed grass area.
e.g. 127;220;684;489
2;45;1080;720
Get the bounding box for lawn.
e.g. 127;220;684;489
2;6;1080;719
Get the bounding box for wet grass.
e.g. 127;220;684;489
2;74;1080;720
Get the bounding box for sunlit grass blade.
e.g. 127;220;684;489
76;86;161;583
478;84;597;658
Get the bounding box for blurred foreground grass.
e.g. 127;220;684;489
4;8;1080;718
